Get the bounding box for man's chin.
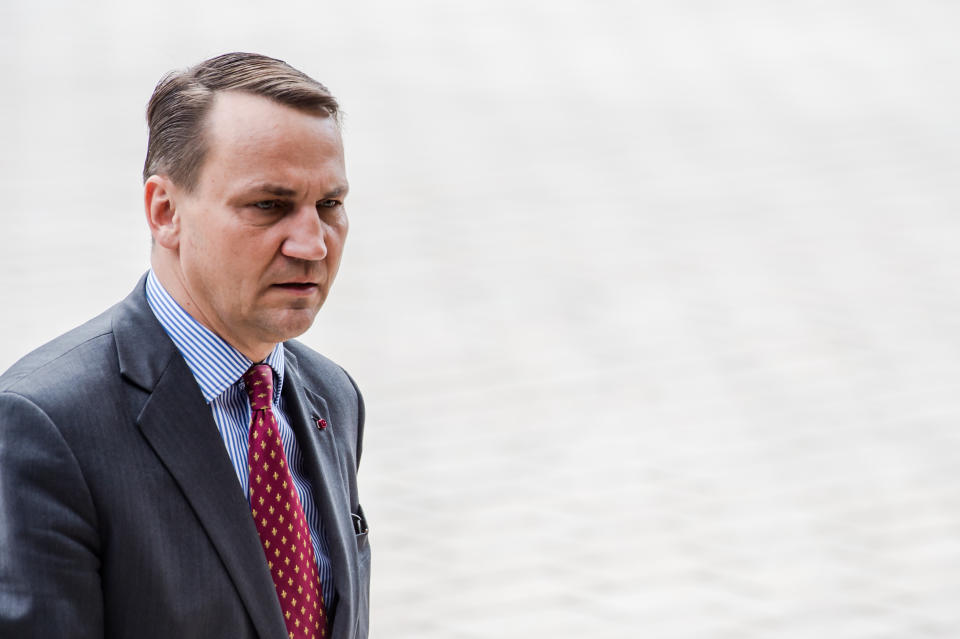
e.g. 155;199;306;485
256;308;322;343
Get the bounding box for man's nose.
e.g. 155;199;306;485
281;204;328;261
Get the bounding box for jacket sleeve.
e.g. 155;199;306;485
0;391;103;637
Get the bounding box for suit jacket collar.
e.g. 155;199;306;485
113;275;290;639
283;348;358;638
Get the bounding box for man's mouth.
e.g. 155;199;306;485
273;282;319;293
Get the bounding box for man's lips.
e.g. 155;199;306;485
271;282;320;294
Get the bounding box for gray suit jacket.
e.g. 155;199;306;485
0;276;370;638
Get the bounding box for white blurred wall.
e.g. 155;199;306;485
3;2;960;637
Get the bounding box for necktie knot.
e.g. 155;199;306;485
243;364;274;411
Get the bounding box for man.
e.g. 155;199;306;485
0;53;369;639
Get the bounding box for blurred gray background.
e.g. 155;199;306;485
3;1;960;637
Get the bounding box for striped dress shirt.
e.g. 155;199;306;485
144;270;335;611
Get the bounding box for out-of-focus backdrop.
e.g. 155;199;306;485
3;1;960;636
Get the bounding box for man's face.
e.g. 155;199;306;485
165;91;348;359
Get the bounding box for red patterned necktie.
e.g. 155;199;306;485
244;364;328;639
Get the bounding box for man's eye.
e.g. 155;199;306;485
253;200;287;211
317;199;342;209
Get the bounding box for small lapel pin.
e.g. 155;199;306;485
314;416;328;430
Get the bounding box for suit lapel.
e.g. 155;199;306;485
282;350;357;639
113;276;288;639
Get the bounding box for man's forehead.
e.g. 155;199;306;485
196;90;346;189
204;90;342;145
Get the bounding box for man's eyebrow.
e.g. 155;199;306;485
248;183;298;197
245;183;349;198
323;185;349;199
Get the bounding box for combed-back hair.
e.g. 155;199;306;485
143;52;339;191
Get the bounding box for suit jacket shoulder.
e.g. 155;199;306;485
0;303;119;400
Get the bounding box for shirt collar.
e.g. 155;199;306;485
144;269;285;404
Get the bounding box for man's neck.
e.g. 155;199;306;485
150;254;275;362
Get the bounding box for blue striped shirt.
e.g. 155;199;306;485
144;270;335;610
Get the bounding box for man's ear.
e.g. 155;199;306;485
144;175;181;249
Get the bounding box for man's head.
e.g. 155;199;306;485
143;53;349;362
